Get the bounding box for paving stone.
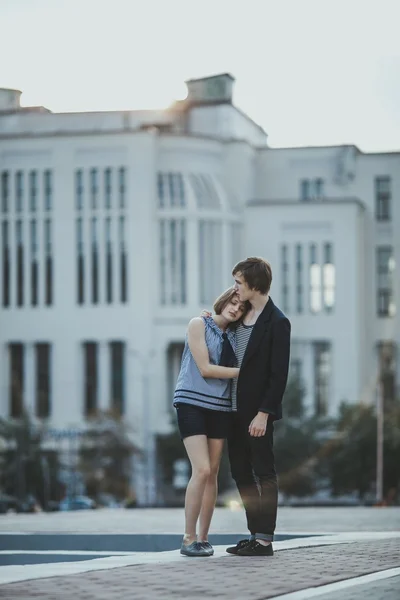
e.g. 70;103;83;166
1;538;400;600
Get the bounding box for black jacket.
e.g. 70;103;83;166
236;297;291;422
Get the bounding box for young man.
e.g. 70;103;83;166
226;257;291;557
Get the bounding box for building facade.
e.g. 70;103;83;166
0;74;399;449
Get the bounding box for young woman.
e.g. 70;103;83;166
174;287;248;557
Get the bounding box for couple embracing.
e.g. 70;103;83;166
173;257;291;557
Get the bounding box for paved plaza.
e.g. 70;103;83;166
0;507;399;599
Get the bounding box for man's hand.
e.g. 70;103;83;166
248;412;269;437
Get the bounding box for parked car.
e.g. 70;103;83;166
0;493;38;513
59;495;96;511
0;493;19;513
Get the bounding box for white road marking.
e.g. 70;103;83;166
271;567;400;599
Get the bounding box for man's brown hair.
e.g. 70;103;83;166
213;287;249;323
232;257;272;295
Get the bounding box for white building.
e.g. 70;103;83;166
0;74;399;446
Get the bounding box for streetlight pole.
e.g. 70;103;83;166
130;349;157;507
376;380;384;504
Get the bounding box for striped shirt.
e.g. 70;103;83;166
231;323;254;411
173;317;236;412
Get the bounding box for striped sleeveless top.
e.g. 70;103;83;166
173;316;236;412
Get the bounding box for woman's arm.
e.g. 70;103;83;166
187;318;239;379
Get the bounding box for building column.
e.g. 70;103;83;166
222;220;232;288
186;215;199;307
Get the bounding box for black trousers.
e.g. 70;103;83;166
228;413;277;541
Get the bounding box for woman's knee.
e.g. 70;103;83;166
208;464;220;480
193;463;211;480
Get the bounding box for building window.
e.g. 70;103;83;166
119;216;127;303
16;220;24;307
314;178;324;198
375;176;391;221
190;174;219;209
83;342;98;417
300;179;310;201
1;171;9;213
118;167;126;209
44;170;52;211
158;172;185;208
104;168;112;210
35;343;51;418
157;173;165;208
160;219;186;305
300;178;324;201
309;244;322;313
29;170;37;212
76;169;83;210
281;244;289;313
91;218;99;304
314;341;331;416
9;343;24;418
377;342;397;409
323;243;335;311
44;219;52;306
198;221;222;304
376;246;396;317
2;221;10;307
15;171;23;212
90;168;98;210
110;341;125;416
30;220;38;306
295;244;303;314
105;217;112;304
76;218;84;304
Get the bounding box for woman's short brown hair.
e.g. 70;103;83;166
232;257;272;295
213;287;249;323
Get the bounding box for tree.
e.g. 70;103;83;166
274;375;331;498
78;410;138;502
318;399;400;503
0;412;61;509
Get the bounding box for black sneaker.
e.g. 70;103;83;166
180;541;210;557
226;538;252;555
237;540;274;556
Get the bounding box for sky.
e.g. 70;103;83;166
1;0;399;151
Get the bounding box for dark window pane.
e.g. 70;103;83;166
76;169;83;210
16;221;24;307
15;171;24;212
84;342;98;417
119;167;125;209
30;220;38;306
314;341;331;416
36;343;51;418
44;220;52;306
1;171;9;213
2;221;10;307
44;170;52;211
104;168;112;209
10;343;24;418
375;176;391;221
110;341;125;416
29;171;37;212
90;168;98;209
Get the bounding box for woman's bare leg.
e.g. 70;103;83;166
198;438;224;542
182;435;211;544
